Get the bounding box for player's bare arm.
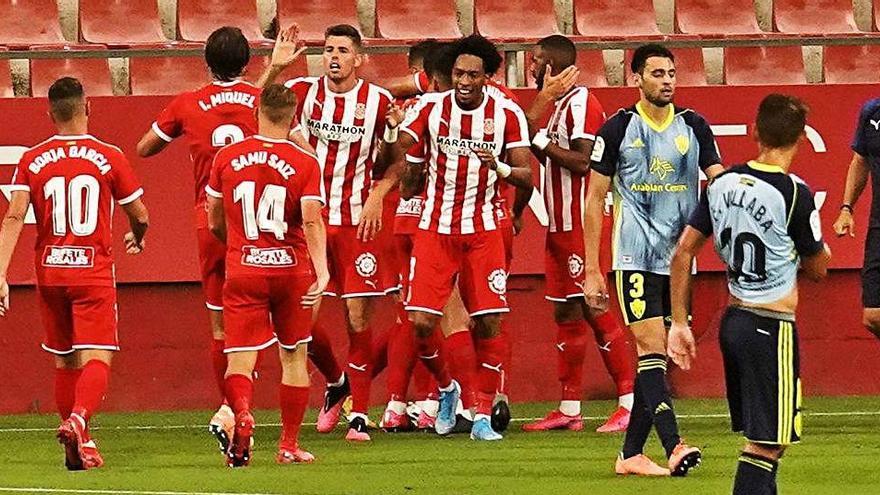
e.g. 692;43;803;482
834;152;870;238
206;196;226;242
400;161;427;200
536;137;593;176
471;147;532;191
525;65;579;139
704;163;725;180
302;198;329;307
121;198;149;255
357;122;414;242
136;130;169;157
0;190;29;316
801;244;832;282
668;226;708;371
257;24;307;88
582;170;611;311
383;75;421;99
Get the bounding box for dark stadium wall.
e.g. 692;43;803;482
1;271;877;414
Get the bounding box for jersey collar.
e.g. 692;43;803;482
254;135;291;144
747;160;785;173
636;102;675;133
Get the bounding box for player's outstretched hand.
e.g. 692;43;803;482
357;194;383;242
833;209;856;238
540;65;580;100
582;267;609;312
471;148;498;170
668;322;697;370
302;273;329;307
0;278;8;317
124;232;144;255
512;215;524;236
386;103;405;129
271;24;306;69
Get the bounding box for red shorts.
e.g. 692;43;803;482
395;233;415;294
197;227;226;311
223;275;314;353
545;230;587;302
37;285;118;355
405;229;509;317
326;225;395;298
497;213;515;271
377;193;403;294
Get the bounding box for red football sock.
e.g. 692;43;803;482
279;384;309;447
371;328;389;379
348;329;373;415
386;319;416;402
71;360;110;422
224;373;253;415
588;311;636;397
444;330;476;409
211;339;227;400
557;320;588;401
474;334;506;416
499;320;514;396
308;324;343;384
412;362;437;400
55;368;81;420
415;328;452;389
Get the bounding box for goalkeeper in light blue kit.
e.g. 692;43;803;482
668;94;831;494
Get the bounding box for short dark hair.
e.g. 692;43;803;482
756;94;808;148
537;35;576;71
444;34;503;76
260;84;298;125
408;39;439;70
325;24;362;50
205;26;250;82
48;77;85;122
425;42;453;87
631;43;674;74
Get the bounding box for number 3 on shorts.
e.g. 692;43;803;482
628;273;644;299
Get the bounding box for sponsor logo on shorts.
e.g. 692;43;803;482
42;246;94;268
241;246;296;267
487;269;508;295
567;254;584;278
355;252;378;278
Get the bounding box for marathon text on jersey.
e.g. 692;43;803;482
437;136;497;157
305;119;367;144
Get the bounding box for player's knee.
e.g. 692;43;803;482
862;311;880;338
345;299;373;333
744;442;784;461
54;354;77;370
78;349;113;366
553;301;580;323
411;313;438;338
472;315;501;339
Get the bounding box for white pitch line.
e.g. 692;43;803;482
0;489;280;495
0;410;876;434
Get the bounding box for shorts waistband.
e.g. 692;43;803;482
729;305;795;322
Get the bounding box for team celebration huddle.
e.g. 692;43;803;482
10;13;874;495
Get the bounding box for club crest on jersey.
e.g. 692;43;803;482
629;298;646;319
437;136;496;157
487;269;508;295
567;254;584;278
355;252;378;278
241;246;296;268
306;119;367;144
354;103;367;120
42;246;94;268
675;134;690;155
483;118;495;135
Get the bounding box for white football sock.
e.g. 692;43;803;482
386;400;406;414
419;399;440;417
618;393;634;411
559;400;581;416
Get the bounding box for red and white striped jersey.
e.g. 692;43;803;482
542;86;605;233
401;89;530;235
284;77;393;227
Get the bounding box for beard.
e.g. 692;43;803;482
646;92;673;107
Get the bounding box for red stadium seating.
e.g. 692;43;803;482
474;0;559;40
177;0;266;43
80;0;166;46
375;0;463;40
723;46;806;85
675;0;764;37
573;49;609;88
773;0;859;35
624;48;707;86
357;52;411;86
0;0;66;48
277;0;360;43
823;45;880;83
29;45;114;97
573;0;662;38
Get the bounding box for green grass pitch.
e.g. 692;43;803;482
0;397;878;495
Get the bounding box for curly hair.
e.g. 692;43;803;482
441;34;503;76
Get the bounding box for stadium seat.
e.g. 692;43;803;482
573;49;609;88
177;0;266;43
675;0;764;37
357;52;411;86
0;0;66;48
29;45;114;97
277;0;360;43
723;46;806;85
80;0;166;47
773;0;859;35
375;0;463;40
474;0;559;40
573;0;662;39
624;48;707;86
823;45;880;83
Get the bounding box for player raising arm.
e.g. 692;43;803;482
0;78;148;471
581;44;724;477
668;94;830;494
